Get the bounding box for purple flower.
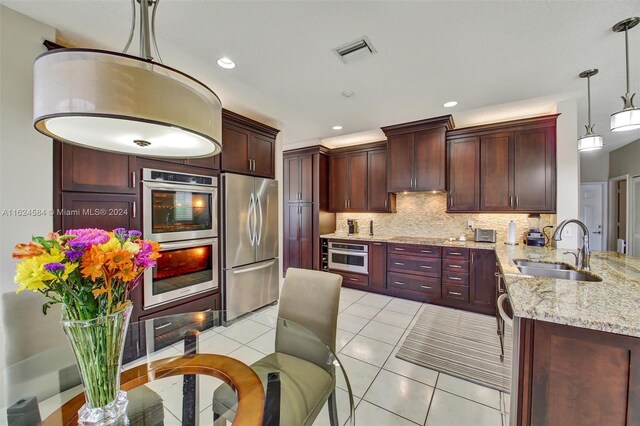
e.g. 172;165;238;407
67;240;88;250
127;230;142;240
135;240;158;268
65;250;84;262
44;262;65;273
65;228;110;247
113;228;127;235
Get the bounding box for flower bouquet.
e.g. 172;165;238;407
13;228;160;425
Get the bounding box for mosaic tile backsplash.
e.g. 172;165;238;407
335;192;555;243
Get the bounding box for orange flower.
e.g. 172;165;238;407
114;266;139;282
12;242;46;259
105;249;134;274
81;246;107;281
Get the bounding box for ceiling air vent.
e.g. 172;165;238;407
333;36;377;64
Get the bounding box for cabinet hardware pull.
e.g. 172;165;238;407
420;265;432;269
155;322;172;330
384;198;388;208
450;252;462;255
373;243;382;246
132;201;136;218
450;195;454;207
394;262;405;265
420;250;432;253
345;199;347;208
515;196;519;207
448;276;462;281
450;265;462;269
471;253;474;263
509;196;513;207
249;159;252;170
349;278;359;281
130;171;136;188
420;285;432;289
395;247;405;251
449;291;462;296
394;281;405;285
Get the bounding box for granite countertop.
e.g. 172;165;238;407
320;233;496;250
322;232;640;337
496;244;640;337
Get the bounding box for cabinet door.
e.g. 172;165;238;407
448;137;480;211
368;150;391;211
480;133;513;211
59;193;138;232
299;204;313;270
60;143;136;194
470;249;497;314
185;155;220;170
250;133;275;178
369;242;387;289
414;130;446;191
284;204;301;272
347;152;368;211
220;124;250;174
299;154;314;203
329;155;348;211
388;134;414;192
513;128;555;212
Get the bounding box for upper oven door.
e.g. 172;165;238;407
143;181;217;242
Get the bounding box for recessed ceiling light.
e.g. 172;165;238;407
332;125;343;130
443;101;458;108
217;57;236;69
342;90;355;98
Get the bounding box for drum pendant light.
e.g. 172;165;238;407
610;17;640;132
578;69;604;152
33;0;222;158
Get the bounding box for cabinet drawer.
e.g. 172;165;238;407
388;244;441;258
388;272;441;298
332;270;369;286
442;271;470;286
443;247;470;260
443;283;469;303
443;259;469;273
388;254;441;278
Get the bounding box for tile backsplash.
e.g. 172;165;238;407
335;193;555;244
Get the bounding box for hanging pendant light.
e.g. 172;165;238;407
33;0;222;158
578;69;604;152
610;17;640;132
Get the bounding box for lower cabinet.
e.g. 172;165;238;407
387;243;442;302
284;203;313;273
470;249;497;314
369;242;387;289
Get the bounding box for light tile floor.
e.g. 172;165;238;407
127;287;510;426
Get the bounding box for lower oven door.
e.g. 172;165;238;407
144;238;218;309
328;249;368;274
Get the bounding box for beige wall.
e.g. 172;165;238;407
0;6;56;370
610;138;640;178
554;100;579;249
580;149;609;182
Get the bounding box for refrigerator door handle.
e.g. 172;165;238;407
247;193;256;247
232;260;276;274
256;195;263;246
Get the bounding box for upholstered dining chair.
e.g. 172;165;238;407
1;291;164;425
212;267;343;426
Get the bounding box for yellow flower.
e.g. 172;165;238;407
98;237;121;253
122;241;140;254
14;249;65;293
44;263;79;281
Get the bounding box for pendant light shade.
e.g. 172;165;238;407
610;17;640;133
578;69;604;152
33;0;222;158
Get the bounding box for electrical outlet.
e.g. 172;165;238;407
467;220;474;229
562;227;572;238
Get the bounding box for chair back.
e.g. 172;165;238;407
275;268;342;372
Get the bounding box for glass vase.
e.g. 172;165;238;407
61;305;133;425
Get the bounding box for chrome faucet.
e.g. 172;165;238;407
552;219;591;271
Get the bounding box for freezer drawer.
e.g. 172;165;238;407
224;259;279;321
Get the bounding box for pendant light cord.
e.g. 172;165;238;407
121;0;162;63
587;75;592;127
625;26;631;95
151;0;163;63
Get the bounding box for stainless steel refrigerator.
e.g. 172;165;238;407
221;173;279;321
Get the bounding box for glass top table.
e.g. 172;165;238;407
0;309;355;426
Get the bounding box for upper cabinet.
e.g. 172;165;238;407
382;115;454;192
447;114;558;213
329;142;396;213
220;109;279;179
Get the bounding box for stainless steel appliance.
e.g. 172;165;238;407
143;238;218;309
328;242;368;274
525;214;546;247
222;173;279;322
142;169;217;242
474;228;496;243
347;219;358;235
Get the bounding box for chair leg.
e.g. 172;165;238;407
327;390;339;426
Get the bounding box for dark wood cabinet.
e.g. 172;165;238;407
184;155;220;170
516;318;640;426
282;147;335;274
382;115;454;192
59;192;139;232
220;109;279;179
447;137;480;211
369;242;387;289
60;143;137;194
329;142;395;213
447;114;558;213
469;249;496;314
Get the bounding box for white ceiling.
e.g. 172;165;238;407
3;0;640;151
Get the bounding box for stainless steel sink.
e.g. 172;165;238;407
516;266;603;282
513;259;574;270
